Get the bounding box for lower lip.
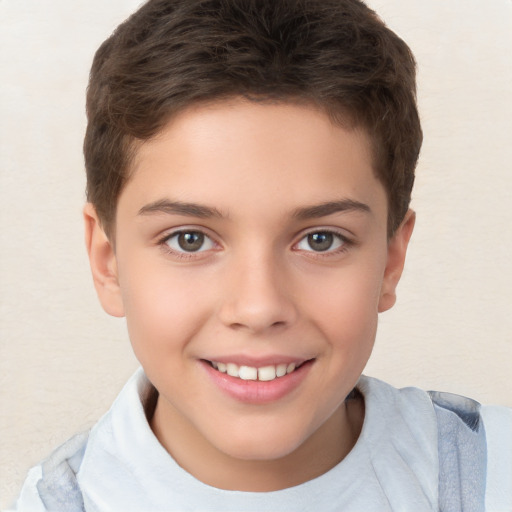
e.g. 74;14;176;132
201;360;314;404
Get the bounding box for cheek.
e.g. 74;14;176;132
301;260;384;350
117;257;213;357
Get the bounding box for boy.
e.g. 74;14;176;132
14;0;511;510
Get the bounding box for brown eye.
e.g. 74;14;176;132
178;232;204;251
165;231;214;253
307;232;334;252
296;231;346;253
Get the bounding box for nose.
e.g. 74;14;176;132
217;250;298;334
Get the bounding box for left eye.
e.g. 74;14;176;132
164;231;215;253
296;231;345;252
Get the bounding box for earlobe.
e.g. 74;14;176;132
83;203;125;317
378;210;415;313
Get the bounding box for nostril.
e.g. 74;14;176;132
229;322;246;331
231;320;288;331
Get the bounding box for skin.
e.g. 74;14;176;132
84;99;414;491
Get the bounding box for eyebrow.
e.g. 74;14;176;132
293;199;371;220
138;199;224;218
138;198;370;220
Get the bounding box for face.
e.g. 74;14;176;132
85;99;413;489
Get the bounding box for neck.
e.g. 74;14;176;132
150;392;364;492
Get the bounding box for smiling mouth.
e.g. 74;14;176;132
204;360;311;382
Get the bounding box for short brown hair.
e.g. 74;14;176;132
84;0;422;237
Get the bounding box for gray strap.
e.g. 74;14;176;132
428;391;487;512
36;431;88;511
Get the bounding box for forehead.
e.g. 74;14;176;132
120;99;387;225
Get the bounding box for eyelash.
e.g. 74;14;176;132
157;228;354;260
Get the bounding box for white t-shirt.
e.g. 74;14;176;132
14;369;512;511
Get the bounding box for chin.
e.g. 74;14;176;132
212;423;308;462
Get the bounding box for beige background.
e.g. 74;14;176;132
1;0;511;508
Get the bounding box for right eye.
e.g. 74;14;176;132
295;230;347;253
163;230;215;253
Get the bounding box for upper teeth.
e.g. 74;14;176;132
212;361;297;381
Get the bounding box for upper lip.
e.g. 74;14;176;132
201;354;314;368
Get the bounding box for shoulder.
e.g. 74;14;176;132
13;431;89;512
14;369;154;512
427;390;512;478
481;404;512;512
359;376;511;511
426;390;488;511
432;394;512;512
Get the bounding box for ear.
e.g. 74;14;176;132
83;203;125;317
378;209;415;313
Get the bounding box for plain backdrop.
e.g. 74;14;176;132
1;0;511;507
